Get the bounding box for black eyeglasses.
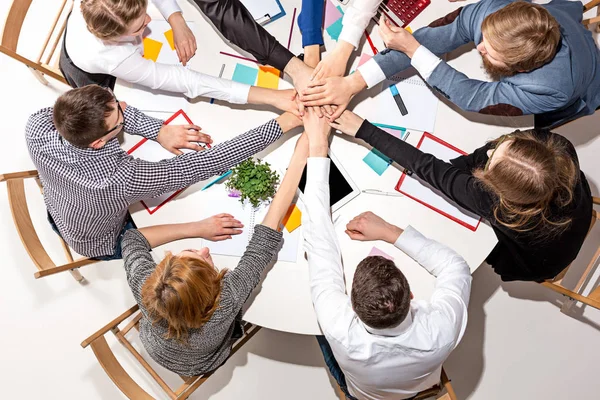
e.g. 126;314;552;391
103;88;125;136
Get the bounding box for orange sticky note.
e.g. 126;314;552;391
164;29;175;50
257;66;280;89
282;204;302;233
143;37;163;62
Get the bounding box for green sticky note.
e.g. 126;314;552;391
363;149;392;176
326;18;344;41
232;64;258;85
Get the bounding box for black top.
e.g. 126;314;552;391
356;120;593;282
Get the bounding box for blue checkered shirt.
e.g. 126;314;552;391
25;106;283;257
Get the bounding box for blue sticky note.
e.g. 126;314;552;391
363;149;392;176
232;64;258;85
326;18;344;41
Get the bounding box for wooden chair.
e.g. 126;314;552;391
583;0;600;28
81;305;262;399
0;0;72;85
541;197;600;312
0;170;98;281
335;368;457;400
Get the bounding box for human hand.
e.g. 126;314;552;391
284;57;321;117
157;124;212;155
379;15;421;58
311;42;353;80
169;12;197;66
300;72;365;120
345;211;403;243
268;89;302;118
194;213;244;241
303;107;330;157
328;109;364;137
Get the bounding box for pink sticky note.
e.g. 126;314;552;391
324;0;343;28
369;246;394;260
357;53;373;68
381;127;405;139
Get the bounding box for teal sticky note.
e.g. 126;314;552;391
232;64;258;85
326;18;344;41
363;149;392;176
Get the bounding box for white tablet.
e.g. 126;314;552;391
297;150;360;213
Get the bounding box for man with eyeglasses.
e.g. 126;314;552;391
25;84;302;260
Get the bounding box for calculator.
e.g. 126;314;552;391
377;0;431;28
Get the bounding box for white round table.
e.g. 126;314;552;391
128;0;532;335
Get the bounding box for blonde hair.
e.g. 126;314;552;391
474;130;578;239
481;1;561;72
141;253;227;342
81;0;148;40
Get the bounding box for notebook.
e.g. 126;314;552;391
240;0;286;25
115;20;196;113
395;133;482;231
127;110;207;214
203;183;301;262
353;68;439;133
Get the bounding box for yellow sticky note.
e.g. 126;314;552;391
257;66;280;89
164;29;175;50
282;204;302;233
143;37;163;62
405;26;413;33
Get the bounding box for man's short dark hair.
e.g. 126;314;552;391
351;256;411;330
53;85;116;147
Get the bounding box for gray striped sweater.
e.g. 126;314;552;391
121;225;282;376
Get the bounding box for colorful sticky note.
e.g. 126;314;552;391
405;26;413;34
381;127;407;140
164;29;175;50
357;53;373;68
282;204;302;233
369;246;394;261
324;0;343;27
232;64;259;85
257;66;280;89
363;148;393;176
142;37;163;62
326;18;344;40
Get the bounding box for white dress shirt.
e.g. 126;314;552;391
65;0;250;103
339;0;382;48
302;157;472;400
358;45;442;88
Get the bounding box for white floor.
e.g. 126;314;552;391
2;1;600;399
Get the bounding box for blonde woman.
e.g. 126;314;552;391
60;0;298;115
119;134;308;376
331;110;593;282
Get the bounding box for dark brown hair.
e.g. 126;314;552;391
351;256;411;330
81;0;148;40
141;253;227;342
474;129;578;239
53;85;116;147
481;1;560;72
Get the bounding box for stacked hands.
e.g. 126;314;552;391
158;14;419;243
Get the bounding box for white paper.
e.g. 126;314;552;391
240;0;283;22
354;69;439;133
399;135;481;229
203;184;301;262
115;20;195;113
128;113;196;213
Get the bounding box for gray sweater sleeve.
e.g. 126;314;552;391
121;229;156;312
221;224;283;314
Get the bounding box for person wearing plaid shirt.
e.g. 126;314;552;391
25;85;302;259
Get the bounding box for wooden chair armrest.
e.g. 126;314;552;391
593;197;600;206
0;170;38;182
81;305;140;348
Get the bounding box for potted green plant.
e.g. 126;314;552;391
225;158;279;208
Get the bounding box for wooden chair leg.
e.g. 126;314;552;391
336;385;346;400
441;368;457;400
59;238;85;282
28;67;49;85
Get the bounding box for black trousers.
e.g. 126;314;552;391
59;22;116;90
190;0;294;70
